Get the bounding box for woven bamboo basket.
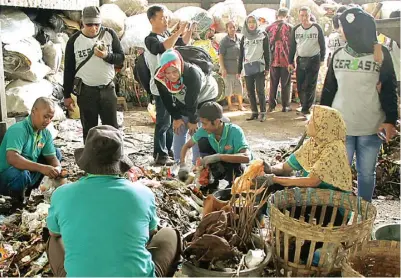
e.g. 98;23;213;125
267;188;377;277
342;240;400;277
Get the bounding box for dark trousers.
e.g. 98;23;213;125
77;83;118;143
154;96;173;159
269;66;292;108
296;56;320;113
198;138;243;186
244;72;266;115
46;227;182;277
0;149;62;201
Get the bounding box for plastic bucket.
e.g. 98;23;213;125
372;223;400;241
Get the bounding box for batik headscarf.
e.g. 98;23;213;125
294;105;352;191
242;15;264;40
154;49;185;94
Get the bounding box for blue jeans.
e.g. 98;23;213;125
154;96;173;159
173;116;200;165
0;148;62;196
346;135;382;202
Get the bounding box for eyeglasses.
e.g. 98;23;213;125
85;23;100;27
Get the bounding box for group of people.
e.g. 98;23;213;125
0;4;398;277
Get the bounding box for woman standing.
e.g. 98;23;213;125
219;21;245;111
320;7;398;202
155;49;218;165
238;15;270;122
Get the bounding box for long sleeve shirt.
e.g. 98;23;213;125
289;23;326;64
63;27;124;98
320;45;398;136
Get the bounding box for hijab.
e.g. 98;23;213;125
294;105;352;191
242;15;264;40
154;49;185;94
339;7;377;54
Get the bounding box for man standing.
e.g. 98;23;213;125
63;6;124;142
266;8;293;112
0;97;62;204
144;5;194;165
288;6;326;116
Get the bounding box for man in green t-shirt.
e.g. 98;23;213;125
46;125;181;277
0;97;62;204
178;102;251;190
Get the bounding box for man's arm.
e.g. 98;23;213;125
63;34;78;99
180;139;196;165
316;24;326;62
219;148;250;164
183;67;203;124
7;151;44;172
45;155;61;168
103;28;125;66
379;46;398;126
237;36;245;74
263;33;270;70
181;24;194;45
320;49;339;106
288;26;297;65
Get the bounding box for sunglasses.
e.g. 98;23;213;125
85;23;100;27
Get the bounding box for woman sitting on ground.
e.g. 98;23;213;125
260;105;352;194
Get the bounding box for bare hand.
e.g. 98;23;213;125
378;123;398;143
189;22;198;32
173;119;185;135
188;122;198;136
94;47;108;59
221;69;227;78
178;21;188;35
64;97;75;111
40;165;60;179
288;64;295;72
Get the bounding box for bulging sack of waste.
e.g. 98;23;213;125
249;8;277;28
100;4;127;38
173;7;214;37
42;41;63;73
3;37;42;73
120;13;152;53
289;0;325;25
208;0;247;33
102;0;148;16
0;8;36;44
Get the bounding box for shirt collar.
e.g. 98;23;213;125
24;115;35;135
209;123;230;141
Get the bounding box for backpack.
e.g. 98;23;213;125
133;53;151;96
175;46;213;76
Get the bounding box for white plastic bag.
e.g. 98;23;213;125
208;0;247;32
249;8;277;28
6;62;52;82
102;0;148;16
100;4;127;38
120;13;152;53
3;37;43;73
0;8;36;44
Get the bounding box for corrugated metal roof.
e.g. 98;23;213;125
0;0;99;10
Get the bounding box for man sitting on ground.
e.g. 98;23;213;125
178;102;251;191
46;125;181;277
0;97;62;204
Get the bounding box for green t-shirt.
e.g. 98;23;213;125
0;116;56;172
192;123;250;155
46;175;159;277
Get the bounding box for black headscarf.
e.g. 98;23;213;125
339;7;377;53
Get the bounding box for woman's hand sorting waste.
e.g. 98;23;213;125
254;174;275;187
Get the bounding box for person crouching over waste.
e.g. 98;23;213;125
45;125;181;277
178;102;251;192
0;97;62;206
258;105;353;224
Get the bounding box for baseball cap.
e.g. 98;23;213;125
82;6;101;25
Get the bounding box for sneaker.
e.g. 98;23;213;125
259;114;266;122
154;156;175;166
282;107;292;112
168;150;174;159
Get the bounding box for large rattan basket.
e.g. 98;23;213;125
342;240;400;277
267;188;377;277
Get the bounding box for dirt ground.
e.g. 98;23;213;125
122;104;400;227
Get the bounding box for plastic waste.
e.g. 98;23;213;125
245;249;265;268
